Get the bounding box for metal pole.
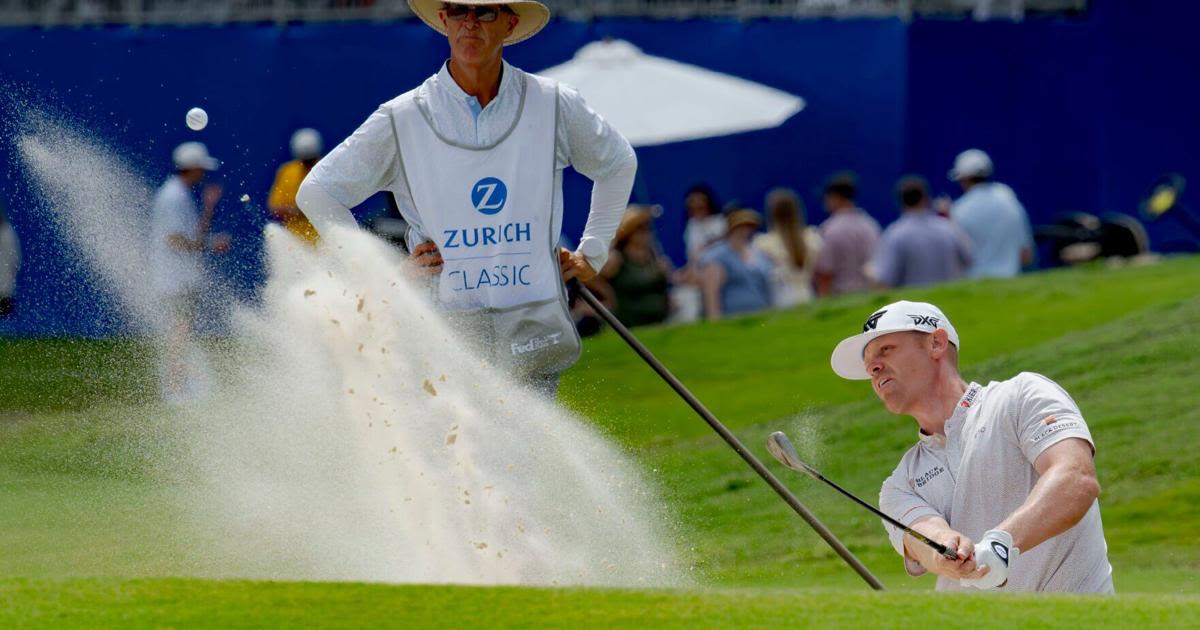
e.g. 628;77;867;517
573;282;885;590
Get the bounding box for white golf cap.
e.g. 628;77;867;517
947;148;993;181
172;141;220;171
408;0;550;46
830;300;960;380
290;128;323;160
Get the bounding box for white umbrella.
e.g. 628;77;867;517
539;39;805;147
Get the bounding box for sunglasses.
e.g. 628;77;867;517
442;4;513;22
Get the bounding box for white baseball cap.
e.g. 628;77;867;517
172;141;220;171
830;300;960;380
947;149;993;181
290;128;323;160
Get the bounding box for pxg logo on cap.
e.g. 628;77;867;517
472;177;507;215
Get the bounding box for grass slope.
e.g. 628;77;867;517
1;256;1199;625
1;579;1198;629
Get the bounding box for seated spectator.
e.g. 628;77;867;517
0;197;19;318
814;172;880;296
948;148;1034;278
871;176;973;288
268;128;324;243
682;183;726;263
596;205;671;327
700;209;775;320
672;183;726;323
754;187;822;307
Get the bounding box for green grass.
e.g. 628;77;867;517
1;580;1198;629
2;255;1199;626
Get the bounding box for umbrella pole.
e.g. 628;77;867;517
572;281;885;591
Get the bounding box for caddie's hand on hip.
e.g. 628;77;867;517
961;529;1017;590
411;240;444;275
559;247;598;282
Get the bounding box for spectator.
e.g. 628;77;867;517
671;183;725;323
754;187;822;307
267;128;323;243
814;173;880;296
682;183;725;263
150;142;231;403
871;176;973;288
700;209;774;320
0;197;19;318
597;205;671;327
948;149;1034;278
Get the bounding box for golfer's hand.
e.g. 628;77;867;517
925;530;988;581
961;529;1016;590
411;241;443;275
559;247;598;282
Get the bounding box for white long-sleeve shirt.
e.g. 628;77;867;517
297;60;636;271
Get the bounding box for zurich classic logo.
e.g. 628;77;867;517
471;177;507;215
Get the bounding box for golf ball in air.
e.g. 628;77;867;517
240;194;251;203
186;107;208;131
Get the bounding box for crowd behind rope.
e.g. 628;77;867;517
580;147;1033;330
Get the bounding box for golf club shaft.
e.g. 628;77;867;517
810;469;957;560
573;282;885;590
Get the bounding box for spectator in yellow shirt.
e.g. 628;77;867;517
267;128;323;242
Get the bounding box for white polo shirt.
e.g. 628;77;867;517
148;175;205;299
305;60;635;269
879;372;1114;592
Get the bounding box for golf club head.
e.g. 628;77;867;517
767;431;820;479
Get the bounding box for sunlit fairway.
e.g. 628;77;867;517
2;255;1199;627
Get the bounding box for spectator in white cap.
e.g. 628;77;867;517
149;141;231;402
947;149;1035;278
267;128;324;243
830;300;1113;592
296;0;637;395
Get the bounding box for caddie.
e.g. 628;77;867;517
296;1;634;394
830;300;1114;592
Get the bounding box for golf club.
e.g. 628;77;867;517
767;431;960;561
571;281;885;590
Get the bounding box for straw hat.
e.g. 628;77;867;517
408;0;551;46
615;206;656;246
725;209;763;233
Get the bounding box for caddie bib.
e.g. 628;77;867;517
391;73;558;312
388;71;581;377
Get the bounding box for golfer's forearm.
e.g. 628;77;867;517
998;464;1099;552
905;517;950;569
578;157;637;270
296;179;359;237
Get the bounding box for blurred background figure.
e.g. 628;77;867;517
814;172;880;297
267;128;323;243
870;175;973;288
671;183;726;323
948;148;1034;278
682;183;726;263
754;187;822;308
0;196;19;318
150;142;231;403
700;209;774;321
595;205;671;328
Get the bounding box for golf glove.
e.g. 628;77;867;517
960;529;1018;590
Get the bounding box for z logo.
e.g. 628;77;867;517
862;310;886;332
471;177;507;215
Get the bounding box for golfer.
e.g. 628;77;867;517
830;301;1113;592
297;1;634;394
